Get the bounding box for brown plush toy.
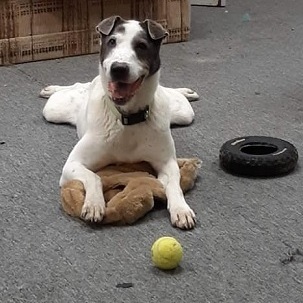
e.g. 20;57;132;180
61;158;201;225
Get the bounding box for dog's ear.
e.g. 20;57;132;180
143;19;168;41
96;16;122;36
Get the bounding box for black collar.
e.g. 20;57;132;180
120;106;150;126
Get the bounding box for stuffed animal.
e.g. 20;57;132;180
61;158;201;225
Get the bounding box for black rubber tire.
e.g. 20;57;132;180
219;136;298;177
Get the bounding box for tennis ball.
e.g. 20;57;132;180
151;236;183;270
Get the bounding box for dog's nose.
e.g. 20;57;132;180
110;62;130;81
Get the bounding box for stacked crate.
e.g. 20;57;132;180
0;0;190;65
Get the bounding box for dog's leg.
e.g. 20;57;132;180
153;158;196;229
40;82;91;99
60;135;108;222
62;163;105;222
42;84;89;125
160;87;195;125
174;88;199;101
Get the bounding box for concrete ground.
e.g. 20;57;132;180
1;0;303;302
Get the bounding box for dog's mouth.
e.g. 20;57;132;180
108;76;144;106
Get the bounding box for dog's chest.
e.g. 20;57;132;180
106;124;163;162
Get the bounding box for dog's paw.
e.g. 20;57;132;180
39;85;60;98
178;157;202;169
81;200;105;223
170;205;196;230
192;158;203;168
176;88;199;101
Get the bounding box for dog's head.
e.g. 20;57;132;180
96;16;168;106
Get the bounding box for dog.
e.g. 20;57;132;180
40;16;199;229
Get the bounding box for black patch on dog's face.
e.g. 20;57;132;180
132;28;162;77
99;21;126;64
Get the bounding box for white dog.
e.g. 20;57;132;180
40;16;199;229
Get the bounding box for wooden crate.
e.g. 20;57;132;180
190;0;226;6
0;39;10;65
0;0;190;65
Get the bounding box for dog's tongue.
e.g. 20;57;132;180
108;78;142;100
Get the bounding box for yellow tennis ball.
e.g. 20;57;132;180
151;236;183;270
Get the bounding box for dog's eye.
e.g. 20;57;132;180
136;42;148;50
108;38;116;47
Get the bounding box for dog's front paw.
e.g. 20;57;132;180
81;200;105;223
39;85;60;98
170;205;196;230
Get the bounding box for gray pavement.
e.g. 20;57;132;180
1;0;303;302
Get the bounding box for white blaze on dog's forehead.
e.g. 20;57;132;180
111;20;143;43
123;20;144;39
106;20;143;63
